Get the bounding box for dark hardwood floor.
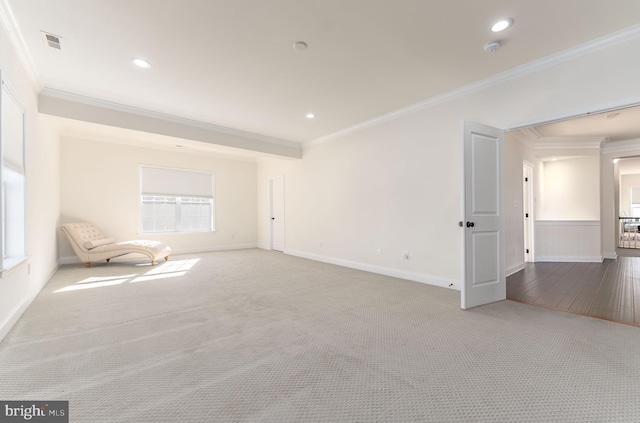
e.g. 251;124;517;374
506;257;640;326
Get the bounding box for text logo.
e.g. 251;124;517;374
0;402;68;423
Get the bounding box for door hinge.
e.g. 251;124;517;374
525;213;529;218
525;177;528;182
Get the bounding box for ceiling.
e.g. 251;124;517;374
4;0;640;147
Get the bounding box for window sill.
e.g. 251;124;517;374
1;256;29;278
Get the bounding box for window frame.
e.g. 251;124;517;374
0;74;27;275
139;165;215;234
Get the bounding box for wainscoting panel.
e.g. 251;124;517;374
535;220;602;262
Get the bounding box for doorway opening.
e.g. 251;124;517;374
615;156;640;258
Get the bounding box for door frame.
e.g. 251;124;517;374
523;160;535;263
269;175;285;251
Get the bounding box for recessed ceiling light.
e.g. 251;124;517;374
491;18;514;32
306;113;316;119
293;41;308;51
132;58;151;69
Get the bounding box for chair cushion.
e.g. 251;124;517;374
84;238;115;249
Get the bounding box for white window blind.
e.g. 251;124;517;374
0;76;27;270
1;82;24;174
140;166;213;198
139;166;214;233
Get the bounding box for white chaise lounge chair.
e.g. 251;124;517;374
61;222;171;268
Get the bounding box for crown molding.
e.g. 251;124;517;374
305;23;640;149
533;136;608;150
0;0;41;90
601;138;640;155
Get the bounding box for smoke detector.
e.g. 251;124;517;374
293;41;308;51
483;41;501;53
41;31;62;50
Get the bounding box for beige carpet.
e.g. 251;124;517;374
1;249;639;422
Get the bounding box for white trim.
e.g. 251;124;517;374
0;256;28;277
63;133;259;163
304;24;640;148
535;220;601;226
509;102;640;133
601;138;640;155
0;0;41;89
0;261;59;343
603;252;618;260
0;289;33;342
41;89;300;148
59;243;259;265
536;255;604;263
285;248;460;291
533;136;607;150
523;161;535;263
506;263;525;277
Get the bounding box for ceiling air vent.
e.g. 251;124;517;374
41;31;62;49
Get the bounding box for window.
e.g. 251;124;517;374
0;77;26;272
140;166;214;233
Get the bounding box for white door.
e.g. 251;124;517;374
461;122;505;310
270;176;285;251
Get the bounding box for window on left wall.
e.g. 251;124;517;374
0;76;27;274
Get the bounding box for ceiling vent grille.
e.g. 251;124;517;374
41;31;62;49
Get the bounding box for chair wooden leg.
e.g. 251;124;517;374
151;260;156;266
164;256;169;261
106;258;111;263
85;262;91;268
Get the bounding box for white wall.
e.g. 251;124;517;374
257;34;640;290
504;134;538;275
538;156;600;221
535;221;602;262
0;25;61;341
59;136;257;261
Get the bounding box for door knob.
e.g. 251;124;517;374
271;217;275;220
466;221;475;228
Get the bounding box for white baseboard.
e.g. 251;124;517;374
284;249;460;291
0;260;59;343
506;262;525;277
603;252;618;260
535;255;604;263
59;243;259;265
0;294;36;342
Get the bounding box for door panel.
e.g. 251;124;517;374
462;122;505;309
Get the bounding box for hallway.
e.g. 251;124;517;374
507;257;640;327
